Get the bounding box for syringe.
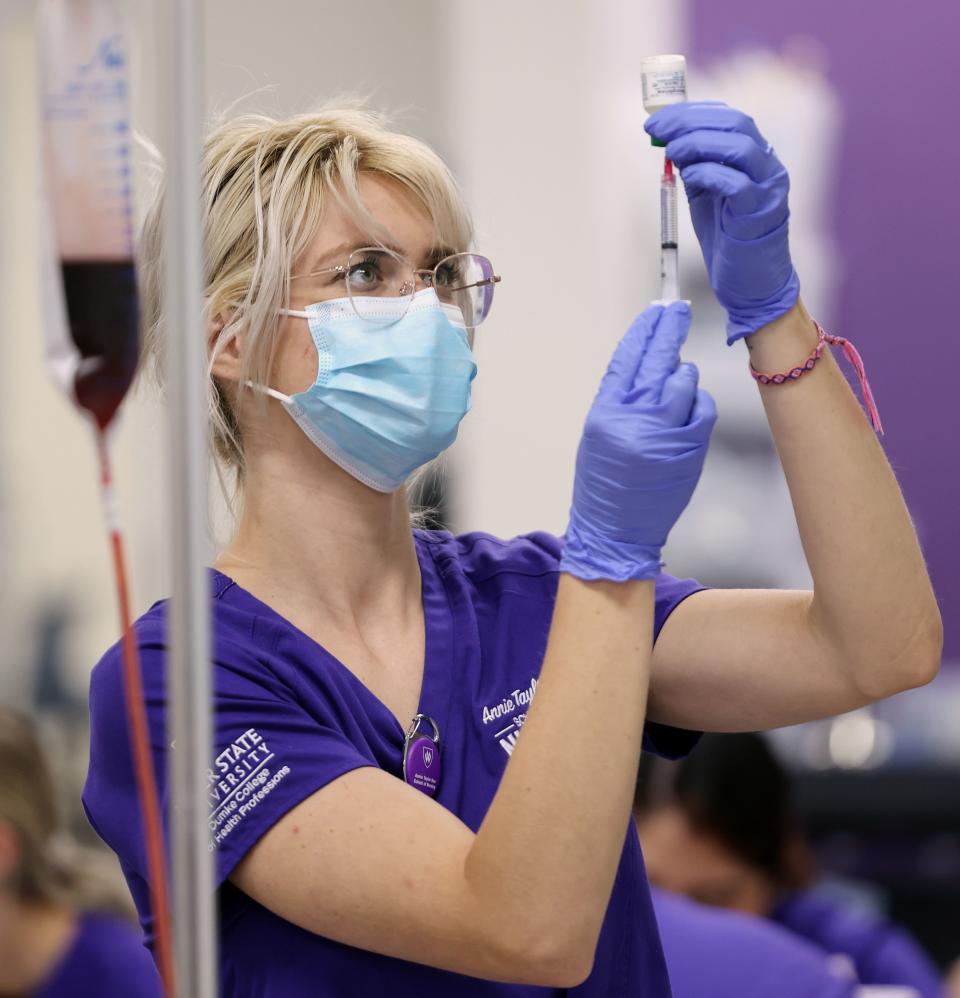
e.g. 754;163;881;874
641;54;687;303
660;156;679;301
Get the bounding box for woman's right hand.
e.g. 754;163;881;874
560;302;716;582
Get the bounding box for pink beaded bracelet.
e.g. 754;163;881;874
749;320;884;435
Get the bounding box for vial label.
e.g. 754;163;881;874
642;71;687;106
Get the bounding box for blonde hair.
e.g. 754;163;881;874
138;103;473;509
0;708;130;915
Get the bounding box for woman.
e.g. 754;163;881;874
0;707;160;997
82;103;941;995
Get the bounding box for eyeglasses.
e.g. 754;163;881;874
289;247;501;326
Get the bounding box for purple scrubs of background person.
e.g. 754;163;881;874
652;887;856;998
33;911;161;998
774;890;944;998
83;531;705;997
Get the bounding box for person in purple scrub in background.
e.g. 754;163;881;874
650;886;857;998
81;100;942;996
0;708;160;998
635;732;944;997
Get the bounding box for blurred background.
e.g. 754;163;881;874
1;0;958;977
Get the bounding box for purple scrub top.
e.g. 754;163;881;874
83;530;705;997
773;890;943;998
651;887;856;998
33;911;162;997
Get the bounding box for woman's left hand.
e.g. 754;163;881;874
645;102;801;345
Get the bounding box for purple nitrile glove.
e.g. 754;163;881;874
561;302;716;582
645;102;801;345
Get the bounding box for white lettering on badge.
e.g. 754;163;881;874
480;677;538;757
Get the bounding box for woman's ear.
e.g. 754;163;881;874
208;313;244;384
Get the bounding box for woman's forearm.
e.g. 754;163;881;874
465;574;654;974
748;300;942;695
463;303;710;978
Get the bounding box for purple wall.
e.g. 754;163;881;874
690;0;960;659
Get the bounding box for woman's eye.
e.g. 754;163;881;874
435;263;461;288
347;261;381;289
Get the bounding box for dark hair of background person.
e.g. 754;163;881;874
635;732;805;888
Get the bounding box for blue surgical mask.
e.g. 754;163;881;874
260;288;477;492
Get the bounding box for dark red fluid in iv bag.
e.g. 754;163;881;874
60;259;139;431
39;0;140;433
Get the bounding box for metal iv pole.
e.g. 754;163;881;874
160;1;217;994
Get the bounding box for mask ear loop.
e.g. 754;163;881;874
210;303;300;404
250;304;324;402
243;380;294;405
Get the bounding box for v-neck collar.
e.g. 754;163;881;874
210;530;457;748
411;529;457;744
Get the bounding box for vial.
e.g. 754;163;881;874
640;54;688;112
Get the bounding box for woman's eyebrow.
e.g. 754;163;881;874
300;241;354;274
422;245;457;267
303;239;386;276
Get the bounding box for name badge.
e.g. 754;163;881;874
403;713;441;798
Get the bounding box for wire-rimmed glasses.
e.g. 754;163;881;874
289;247;501;327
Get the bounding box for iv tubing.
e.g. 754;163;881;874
161;0;218;994
96;430;175;993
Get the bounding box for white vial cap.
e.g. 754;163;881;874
640;54;687;112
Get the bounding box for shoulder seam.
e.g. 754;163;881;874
213;574;238;600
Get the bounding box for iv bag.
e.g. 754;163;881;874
37;0;138;431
